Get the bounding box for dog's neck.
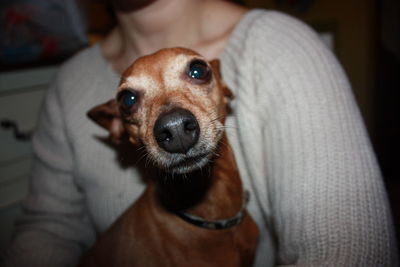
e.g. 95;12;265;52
149;133;244;221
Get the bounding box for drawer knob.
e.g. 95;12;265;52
0;119;32;141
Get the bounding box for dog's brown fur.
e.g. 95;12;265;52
80;48;259;267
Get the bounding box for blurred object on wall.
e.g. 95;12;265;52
0;0;87;69
80;0;115;45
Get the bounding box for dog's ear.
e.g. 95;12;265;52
87;99;125;144
209;59;233;100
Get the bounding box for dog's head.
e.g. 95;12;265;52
88;47;233;174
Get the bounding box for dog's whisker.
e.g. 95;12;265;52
137;147;147;155
206;110;218;118
216;138;228;148
163;174;169;184
135;152;149;165
212;151;221;157
135;145;146;151
209;115;225;123
217;125;238;130
145;155;154;168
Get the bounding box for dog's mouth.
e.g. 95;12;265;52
167;152;212;174
144;139;218;174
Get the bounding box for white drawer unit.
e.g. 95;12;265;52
0;66;58;252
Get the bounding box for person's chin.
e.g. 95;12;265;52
109;0;157;13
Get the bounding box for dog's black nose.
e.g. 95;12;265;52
154;108;200;154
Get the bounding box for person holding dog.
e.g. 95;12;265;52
2;0;398;266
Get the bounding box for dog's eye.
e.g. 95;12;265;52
118;90;138;109
187;60;210;81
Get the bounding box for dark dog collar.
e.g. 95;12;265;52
174;191;250;230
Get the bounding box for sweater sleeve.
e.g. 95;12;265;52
2;70;96;267
238;11;398;266
263;14;398;266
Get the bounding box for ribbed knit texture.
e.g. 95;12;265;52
2;10;397;267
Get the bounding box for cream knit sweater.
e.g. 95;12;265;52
3;10;398;267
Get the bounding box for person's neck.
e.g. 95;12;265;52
103;1;206;73
122;1;206;53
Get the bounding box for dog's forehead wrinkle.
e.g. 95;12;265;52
124;74;162;97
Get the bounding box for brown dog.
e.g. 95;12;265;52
80;48;259;267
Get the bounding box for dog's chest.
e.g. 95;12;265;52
124;189;258;267
80;185;258;267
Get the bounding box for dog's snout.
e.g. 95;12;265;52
154;108;200;154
